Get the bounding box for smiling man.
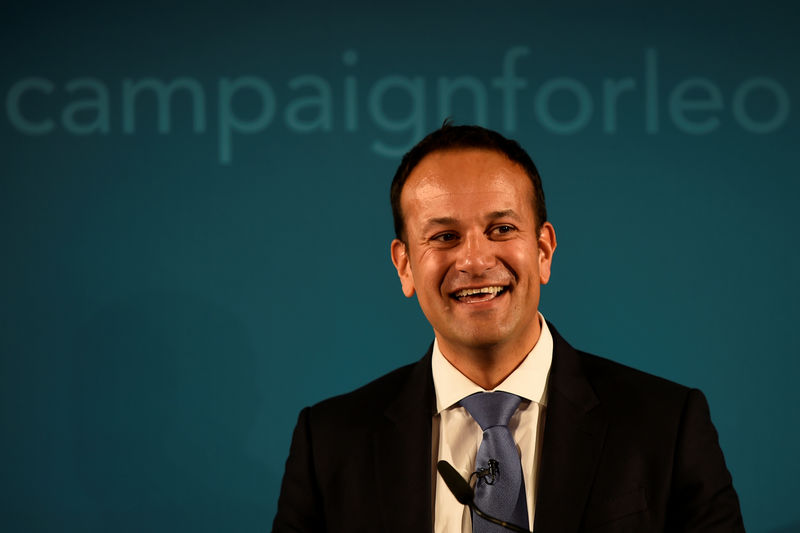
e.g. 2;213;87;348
390;147;555;392
272;125;745;533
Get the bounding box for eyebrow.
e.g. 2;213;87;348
487;209;520;220
421;210;521;233
421;216;459;233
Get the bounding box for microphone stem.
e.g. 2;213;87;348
471;504;532;533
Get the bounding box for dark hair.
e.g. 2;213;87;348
390;123;547;241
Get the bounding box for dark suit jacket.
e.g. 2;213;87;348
273;325;745;532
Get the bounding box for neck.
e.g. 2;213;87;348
436;325;542;390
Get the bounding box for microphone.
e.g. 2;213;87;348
437;460;533;533
437;459;475;505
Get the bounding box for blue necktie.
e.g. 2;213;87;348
459;391;528;533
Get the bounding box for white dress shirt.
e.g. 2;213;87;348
432;314;553;533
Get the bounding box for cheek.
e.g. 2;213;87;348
417;254;451;292
504;245;538;277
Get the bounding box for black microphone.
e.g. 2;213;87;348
437;460;533;533
437;459;475;505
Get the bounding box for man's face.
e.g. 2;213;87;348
391;148;556;357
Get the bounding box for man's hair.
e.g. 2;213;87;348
390;123;548;242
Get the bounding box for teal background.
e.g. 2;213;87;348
2;1;798;531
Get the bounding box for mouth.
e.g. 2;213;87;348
450;285;509;304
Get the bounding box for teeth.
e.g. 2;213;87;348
454;286;504;297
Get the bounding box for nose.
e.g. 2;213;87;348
455;232;496;274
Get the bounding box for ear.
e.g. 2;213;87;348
390;239;416;298
537;222;557;285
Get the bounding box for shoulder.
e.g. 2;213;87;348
312;360;418;413
543;326;744;530
302;347;433;432
549;323;699;421
580;349;690;395
579;349;704;421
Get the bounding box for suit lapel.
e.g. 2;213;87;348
534;326;607;533
373;348;435;533
367;329;606;533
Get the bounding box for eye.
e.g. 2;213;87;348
491;225;516;237
432;232;458;243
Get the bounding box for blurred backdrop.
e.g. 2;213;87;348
2;1;798;531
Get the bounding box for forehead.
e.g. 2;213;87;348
401;148;535;216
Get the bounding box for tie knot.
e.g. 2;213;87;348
459;391;522;430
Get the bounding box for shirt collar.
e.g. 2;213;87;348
432;313;553;414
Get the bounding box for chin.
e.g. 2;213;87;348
453;329;509;350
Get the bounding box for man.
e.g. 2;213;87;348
272;125;745;532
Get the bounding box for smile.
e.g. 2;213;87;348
450;285;508;303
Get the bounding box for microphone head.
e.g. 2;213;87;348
437;460;474;506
